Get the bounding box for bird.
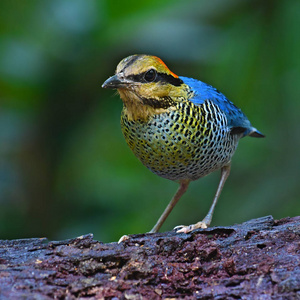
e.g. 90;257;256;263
102;54;264;234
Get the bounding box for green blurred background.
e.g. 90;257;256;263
1;0;299;242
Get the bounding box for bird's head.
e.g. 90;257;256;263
102;55;189;121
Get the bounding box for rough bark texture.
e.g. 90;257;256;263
0;216;300;299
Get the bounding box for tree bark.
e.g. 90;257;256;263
0;216;300;299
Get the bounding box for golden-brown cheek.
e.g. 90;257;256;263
134;83;172;99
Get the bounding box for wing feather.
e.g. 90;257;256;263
180;76;264;137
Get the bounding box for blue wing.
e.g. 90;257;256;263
180;76;264;137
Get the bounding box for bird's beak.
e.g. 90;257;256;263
102;74;130;89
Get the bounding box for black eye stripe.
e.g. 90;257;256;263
128;71;183;87
156;73;183;87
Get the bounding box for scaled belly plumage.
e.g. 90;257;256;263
121;100;239;181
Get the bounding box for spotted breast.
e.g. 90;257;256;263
121;99;239;181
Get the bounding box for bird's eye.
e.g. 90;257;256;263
144;69;157;82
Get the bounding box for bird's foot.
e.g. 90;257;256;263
174;221;208;234
118;234;130;243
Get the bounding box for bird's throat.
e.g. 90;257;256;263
118;89;175;122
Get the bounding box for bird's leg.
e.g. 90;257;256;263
150;179;190;233
201;164;231;226
176;164;231;234
119;179;190;242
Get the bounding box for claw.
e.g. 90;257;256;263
174;221;208;234
118;234;130;243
